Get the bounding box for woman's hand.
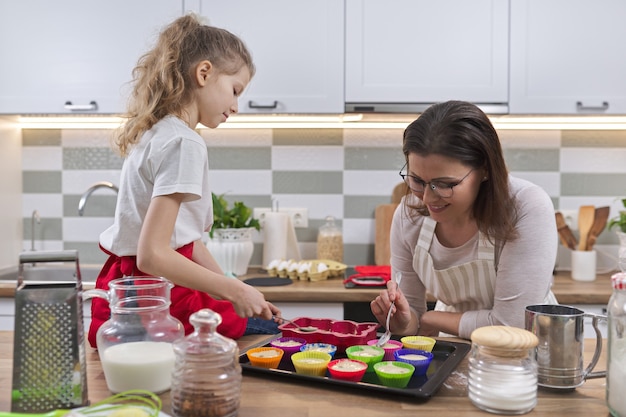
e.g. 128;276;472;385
370;279;414;334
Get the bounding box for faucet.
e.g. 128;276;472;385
31;210;40;251
78;181;119;216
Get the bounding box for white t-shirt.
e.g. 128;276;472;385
391;175;558;338
100;116;213;256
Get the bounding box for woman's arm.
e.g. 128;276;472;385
372;201;427;335
418;310;462;336
457;180;557;338
136;193;279;319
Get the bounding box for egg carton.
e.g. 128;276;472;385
265;259;347;281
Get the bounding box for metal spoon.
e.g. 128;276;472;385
376;272;403;347
273;316;318;332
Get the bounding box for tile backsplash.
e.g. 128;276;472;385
14;126;626;274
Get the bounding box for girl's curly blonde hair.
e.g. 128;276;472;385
115;13;255;156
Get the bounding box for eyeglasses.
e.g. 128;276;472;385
399;164;474;198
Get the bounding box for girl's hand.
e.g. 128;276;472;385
230;283;277;320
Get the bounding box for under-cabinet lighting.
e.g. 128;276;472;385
490;115;626;130
15;114;626;130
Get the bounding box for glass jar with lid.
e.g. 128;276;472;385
171;308;242;417
468;325;539;415
85;276;184;394
317;215;343;262
607;272;626;417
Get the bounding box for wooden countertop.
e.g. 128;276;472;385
244;271;614;305
0;270;614;305
0;331;611;416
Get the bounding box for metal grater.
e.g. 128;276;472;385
11;250;89;412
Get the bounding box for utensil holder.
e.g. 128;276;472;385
571;250;596;281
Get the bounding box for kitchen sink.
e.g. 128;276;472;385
0;263;100;284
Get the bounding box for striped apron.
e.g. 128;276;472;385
413;217;557;318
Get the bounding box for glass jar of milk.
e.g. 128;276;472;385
607;273;626;417
88;276;184;393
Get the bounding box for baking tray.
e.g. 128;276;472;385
239;335;470;400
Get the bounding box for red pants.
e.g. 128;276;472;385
88;242;247;348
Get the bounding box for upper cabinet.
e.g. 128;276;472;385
197;0;344;114
0;1;182;114
345;0;509;114
510;0;626;114
3;1;625;116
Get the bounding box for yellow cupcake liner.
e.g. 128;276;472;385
291;350;331;376
400;336;436;352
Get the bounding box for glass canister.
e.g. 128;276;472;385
84;276;184;393
607;272;626;417
317;215;343;262
468;326;539;415
171;308;242;417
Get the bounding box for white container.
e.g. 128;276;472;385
469;326;538;415
206;227;255;277
571;250;596;281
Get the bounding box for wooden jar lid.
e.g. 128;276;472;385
471;326;538;357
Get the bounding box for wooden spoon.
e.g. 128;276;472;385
586;206;610;250
555;212;577;250
273;316;317;332
577;205;596;251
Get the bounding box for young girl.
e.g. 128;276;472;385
89;14;281;347
370;100;558;339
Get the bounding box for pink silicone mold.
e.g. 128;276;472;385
278;317;380;353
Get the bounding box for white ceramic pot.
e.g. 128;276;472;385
206;228;255;277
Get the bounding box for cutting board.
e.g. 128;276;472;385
374;203;398;265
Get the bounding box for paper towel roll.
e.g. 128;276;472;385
262;212;301;267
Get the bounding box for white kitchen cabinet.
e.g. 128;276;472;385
345;0;509;113
0;1;182;114
510;0;626;114
196;0;344;114
0;298;14;331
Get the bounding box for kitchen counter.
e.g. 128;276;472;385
0;331;611;416
240;270;614;305
0;269;614;305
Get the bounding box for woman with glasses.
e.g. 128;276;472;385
370;100;557;339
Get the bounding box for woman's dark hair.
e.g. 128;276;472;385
402;100;518;243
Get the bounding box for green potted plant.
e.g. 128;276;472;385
608;198;626;233
210;193;261;238
608;198;626;271
207;193;261;277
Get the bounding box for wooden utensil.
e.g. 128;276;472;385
577;205;596;251
273;316;317;332
555;212;577;250
375;204;398;265
586;206;610;250
391;182;408;204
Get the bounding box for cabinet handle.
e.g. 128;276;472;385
576;101;609;112
248;100;278;109
64;101;98;111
